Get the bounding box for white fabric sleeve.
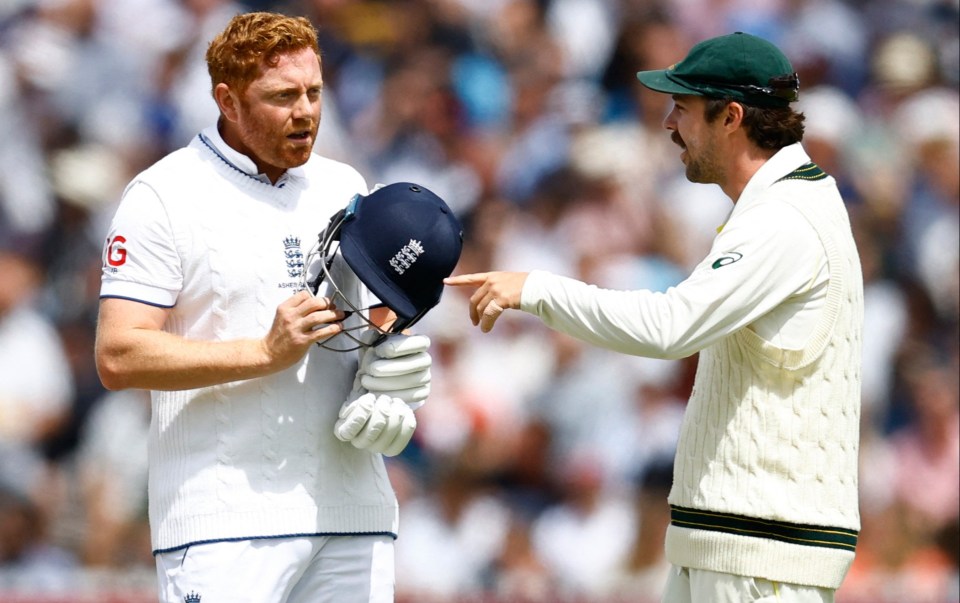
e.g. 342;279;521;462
99;181;182;307
519;202;825;359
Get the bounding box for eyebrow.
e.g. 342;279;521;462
263;80;323;95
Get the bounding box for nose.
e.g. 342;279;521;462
663;106;678;131
293;91;318;120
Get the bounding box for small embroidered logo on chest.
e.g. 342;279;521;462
184;592;201;603
389;239;425;275
284;236;304;278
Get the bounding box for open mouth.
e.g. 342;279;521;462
288;131;311;141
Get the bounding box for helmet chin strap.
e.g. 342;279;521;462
388;306;429;335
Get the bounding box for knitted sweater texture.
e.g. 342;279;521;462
102;133;398;553
665;166;863;589
520;144;863;588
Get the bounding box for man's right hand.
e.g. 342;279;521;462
261;290;348;370
334;391;417;456
359;333;432;408
443;271;529;333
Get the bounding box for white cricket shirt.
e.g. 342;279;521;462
101;127;398;553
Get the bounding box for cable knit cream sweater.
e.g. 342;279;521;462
521;143;863;588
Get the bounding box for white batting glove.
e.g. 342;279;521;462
358;334;432;409
334;391;417;456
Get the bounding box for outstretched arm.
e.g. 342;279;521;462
443;272;529;333
444;213;826;358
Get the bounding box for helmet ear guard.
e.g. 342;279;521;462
303;183;464;348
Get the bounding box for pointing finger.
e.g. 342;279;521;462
443;273;491;287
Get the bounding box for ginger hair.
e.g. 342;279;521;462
206;12;320;95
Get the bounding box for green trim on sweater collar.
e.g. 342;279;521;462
777;162;827;182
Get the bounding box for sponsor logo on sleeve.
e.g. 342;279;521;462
711;251;743;269
104;235;127;270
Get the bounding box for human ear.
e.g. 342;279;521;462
724;102;744;129
213;83;240;123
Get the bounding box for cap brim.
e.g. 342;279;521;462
636;70;703;96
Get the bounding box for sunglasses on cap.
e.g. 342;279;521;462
719;72;800;103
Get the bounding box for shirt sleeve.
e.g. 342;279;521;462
519;202;826;359
99;181;182;307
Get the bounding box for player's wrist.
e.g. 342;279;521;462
253;337;292;375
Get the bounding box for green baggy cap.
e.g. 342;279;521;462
636;32;799;108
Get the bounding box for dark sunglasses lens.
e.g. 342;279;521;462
768;73;799;101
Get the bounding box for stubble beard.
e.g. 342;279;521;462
243;116;318;172
684;140;723;185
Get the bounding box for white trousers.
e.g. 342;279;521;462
662;566;835;603
155;535;395;603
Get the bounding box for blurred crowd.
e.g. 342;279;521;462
0;0;957;601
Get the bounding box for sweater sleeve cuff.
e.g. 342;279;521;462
519;270;552;315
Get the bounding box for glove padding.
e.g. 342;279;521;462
358;334;432;408
334;391;416;456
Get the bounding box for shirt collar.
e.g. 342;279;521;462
198;125;307;186
736;142;811;208
713;143;812;233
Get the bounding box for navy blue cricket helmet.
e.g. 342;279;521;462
304;182;463;346
339;182;463;330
